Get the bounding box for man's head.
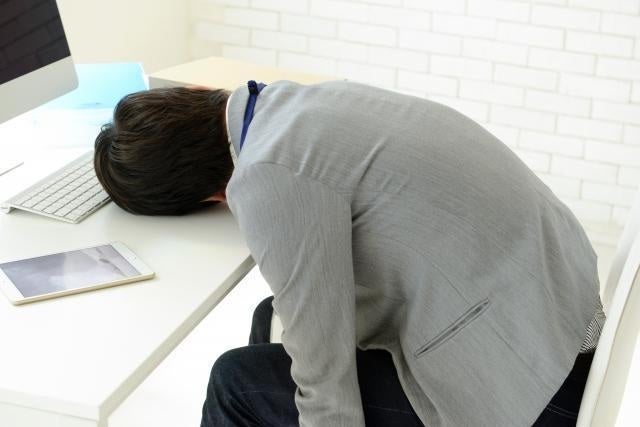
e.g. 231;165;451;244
94;87;231;216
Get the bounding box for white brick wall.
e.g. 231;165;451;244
399;30;462;54
281;14;336;37
528;48;595;74
566;31;634;57
494;64;557;90
338;22;397;46
309;38;368;61
397;71;456;96
190;0;640;228
222;8;278;30
468;0;530;22
495;22;564;48
601;12;640;36
520;131;584;157
625;125;640;145
368;5;431;30
558;74;631;102
252;30;306;52
531;5;600;31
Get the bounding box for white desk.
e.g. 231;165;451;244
0;151;254;427
0;57;330;426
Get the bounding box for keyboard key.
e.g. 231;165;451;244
44;205;59;214
67;200;82;209
68;188;85;199
34;201;49;211
86;187;101;197
78;202;94;211
65;211;83;221
91;193;108;204
56;206;73;217
15;195;31;205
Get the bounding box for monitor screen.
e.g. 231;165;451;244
0;0;76;125
0;0;71;85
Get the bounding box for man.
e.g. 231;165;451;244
94;80;605;426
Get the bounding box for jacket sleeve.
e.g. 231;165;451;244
227;162;365;427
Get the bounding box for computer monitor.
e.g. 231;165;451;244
0;0;78;124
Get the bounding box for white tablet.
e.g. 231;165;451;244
0;242;154;305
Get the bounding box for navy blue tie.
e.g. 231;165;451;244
240;80;267;151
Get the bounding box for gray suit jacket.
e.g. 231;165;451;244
225;80;601;427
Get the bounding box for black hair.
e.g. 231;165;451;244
94;87;231;215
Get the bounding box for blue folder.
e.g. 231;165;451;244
43;63;148;110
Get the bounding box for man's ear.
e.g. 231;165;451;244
204;190;226;203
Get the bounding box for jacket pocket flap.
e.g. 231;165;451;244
414;298;491;358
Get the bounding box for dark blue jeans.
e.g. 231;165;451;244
201;296;593;426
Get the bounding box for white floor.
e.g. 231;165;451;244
109;239;621;427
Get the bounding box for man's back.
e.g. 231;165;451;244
226;80;601;426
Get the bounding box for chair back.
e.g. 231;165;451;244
577;186;640;426
602;188;640;311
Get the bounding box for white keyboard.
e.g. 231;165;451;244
1;151;111;223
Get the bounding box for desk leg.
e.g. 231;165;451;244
0;401;106;427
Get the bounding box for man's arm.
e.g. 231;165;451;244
227;162;364;426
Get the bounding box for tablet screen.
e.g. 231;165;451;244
0;245;140;297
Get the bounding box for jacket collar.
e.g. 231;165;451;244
226;84;250;165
